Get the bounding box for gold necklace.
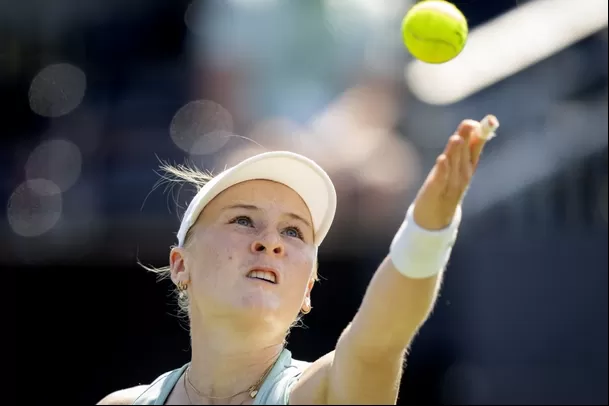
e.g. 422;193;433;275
185;358;277;401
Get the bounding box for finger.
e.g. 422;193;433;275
457;120;477;177
426;152;450;189
448;135;463;191
444;132;462;156
457;120;478;144
470;136;486;169
434;153;450;183
471;115;500;168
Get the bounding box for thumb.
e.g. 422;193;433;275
471;115;499;169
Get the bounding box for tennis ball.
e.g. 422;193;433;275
401;1;468;64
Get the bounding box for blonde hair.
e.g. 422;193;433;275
140;161;319;318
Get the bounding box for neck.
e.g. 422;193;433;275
187;314;286;400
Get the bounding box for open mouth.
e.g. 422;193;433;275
247;268;278;284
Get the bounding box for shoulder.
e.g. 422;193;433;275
98;365;188;406
97;385;149;405
289;351;334;405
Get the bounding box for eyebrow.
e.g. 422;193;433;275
224;204;312;229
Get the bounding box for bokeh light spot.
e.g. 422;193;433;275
25;139;82;192
29;63;87;118
170;100;234;155
7;179;63;237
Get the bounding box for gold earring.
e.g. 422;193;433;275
177;280;189;292
301;306;312;315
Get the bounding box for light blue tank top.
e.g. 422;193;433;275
132;349;309;405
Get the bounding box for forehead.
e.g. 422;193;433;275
204;179;312;220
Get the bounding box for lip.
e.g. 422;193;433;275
247;266;280;284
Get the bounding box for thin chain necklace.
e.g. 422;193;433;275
183;356;277;404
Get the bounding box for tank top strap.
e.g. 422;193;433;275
132;364;188;405
253;348;311;405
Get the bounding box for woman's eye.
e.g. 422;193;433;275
283;226;304;240
230;216;253;227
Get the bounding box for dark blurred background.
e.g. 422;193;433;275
3;0;607;404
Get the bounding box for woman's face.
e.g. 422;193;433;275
170;179;317;334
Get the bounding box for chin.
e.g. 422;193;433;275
236;292;292;325
239;291;281;313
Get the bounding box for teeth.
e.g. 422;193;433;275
248;270;276;283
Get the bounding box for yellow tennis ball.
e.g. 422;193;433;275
401;1;468;64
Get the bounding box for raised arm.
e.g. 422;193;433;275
291;118;498;405
333;118;497;403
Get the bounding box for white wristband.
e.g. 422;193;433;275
389;205;462;279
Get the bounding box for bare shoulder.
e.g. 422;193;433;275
97;385;149;405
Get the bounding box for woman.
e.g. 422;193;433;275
98;116;499;405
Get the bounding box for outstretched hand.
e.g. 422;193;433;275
413;116;499;231
319;117;499;405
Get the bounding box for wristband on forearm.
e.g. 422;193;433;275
389;205;462;279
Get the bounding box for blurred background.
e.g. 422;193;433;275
3;0;607;404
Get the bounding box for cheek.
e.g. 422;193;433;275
190;232;242;283
285;248;316;288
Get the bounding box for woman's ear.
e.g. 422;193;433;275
169;247;190;286
301;276;315;314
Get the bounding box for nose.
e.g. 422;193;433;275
251;234;285;257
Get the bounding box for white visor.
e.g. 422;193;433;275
176;151;337;247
